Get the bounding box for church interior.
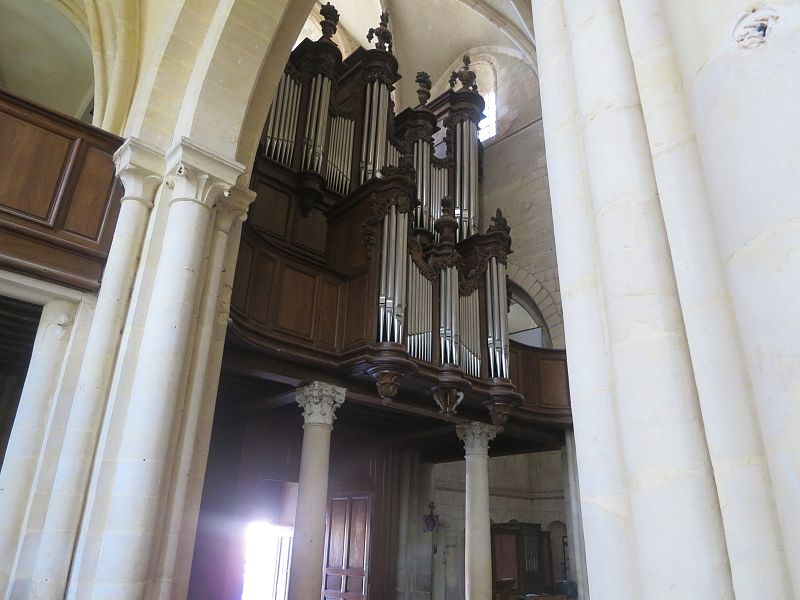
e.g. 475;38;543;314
0;0;797;599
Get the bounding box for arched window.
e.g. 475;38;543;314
508;282;551;348
470;58;498;142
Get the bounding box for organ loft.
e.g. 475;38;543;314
193;5;573;599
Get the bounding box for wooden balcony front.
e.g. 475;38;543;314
0;89;123;292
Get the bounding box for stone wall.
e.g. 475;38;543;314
430;451;567;600
479;52;563;347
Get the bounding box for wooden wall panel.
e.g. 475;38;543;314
509;341;571;422
63;146;117;240
0;90;123;291
539;358;570;409
275;265;316;339
315;279;341;349
248;251;276;325
342;272;370;349
0;111;72;221
249;182;292;239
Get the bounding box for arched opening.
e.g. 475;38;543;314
0;0;93;119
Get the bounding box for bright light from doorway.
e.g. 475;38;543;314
242;521;293;600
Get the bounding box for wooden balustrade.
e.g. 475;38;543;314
509;340;572;424
0;90;123;292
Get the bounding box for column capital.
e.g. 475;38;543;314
296;381;346;427
456;421;498;456
165;137;245;210
114;137;164;205
215;185;256;233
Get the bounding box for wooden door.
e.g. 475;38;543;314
322;494;371;600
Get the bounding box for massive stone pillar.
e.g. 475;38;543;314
287;381;346;600
559;0;733;596
88;138;244;597
456;422;497;600
660;1;800;586
530;0;640;596
616;1;793;595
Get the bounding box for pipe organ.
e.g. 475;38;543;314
235;4;530;426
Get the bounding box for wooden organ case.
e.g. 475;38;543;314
229;5;572;427
202;5;574;598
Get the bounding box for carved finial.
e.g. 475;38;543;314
434;197;458;246
415;71;432;107
488;208;510;235
367;11;393;53
319;2;340;41
449;54;478;92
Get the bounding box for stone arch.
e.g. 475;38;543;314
124;0;315;173
546;520;569;581
506;263;564;349
431;45;536;95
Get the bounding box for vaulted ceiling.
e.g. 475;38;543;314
0;0;93;118
331;0;536;109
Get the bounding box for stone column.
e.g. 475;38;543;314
616;1;792;595
661;1;800;585
530;0;640;596
151;185;255;600
21;138;163;597
0;299;76;593
288;381;346;600
90;138;244;597
456;422;497;600
561;0;733;596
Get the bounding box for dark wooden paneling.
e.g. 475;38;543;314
0;90;123;291
294;207;327;255
509;341;571;421
249;181;292;239
275;264;317;338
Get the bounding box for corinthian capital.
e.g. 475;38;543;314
456;421;498;456
296;381;346;427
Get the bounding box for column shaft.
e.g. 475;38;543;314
457;422;496;600
288;382;345;600
464;452;491;600
617;1;792;595
28;141;162;597
0;300;76;595
530;0;639;596
661;1;800;584
562;0;733;596
151;188;253;600
289;425;333;600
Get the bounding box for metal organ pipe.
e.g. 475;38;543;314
485;257;510;378
439;266;459;366
326;116;355;196
263;73;301;167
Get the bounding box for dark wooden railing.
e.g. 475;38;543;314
0;89;123;292
509;340;571;424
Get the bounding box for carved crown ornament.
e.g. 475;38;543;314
367;11;393;53
449;54;478;92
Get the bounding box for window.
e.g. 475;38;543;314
471;58;498;142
